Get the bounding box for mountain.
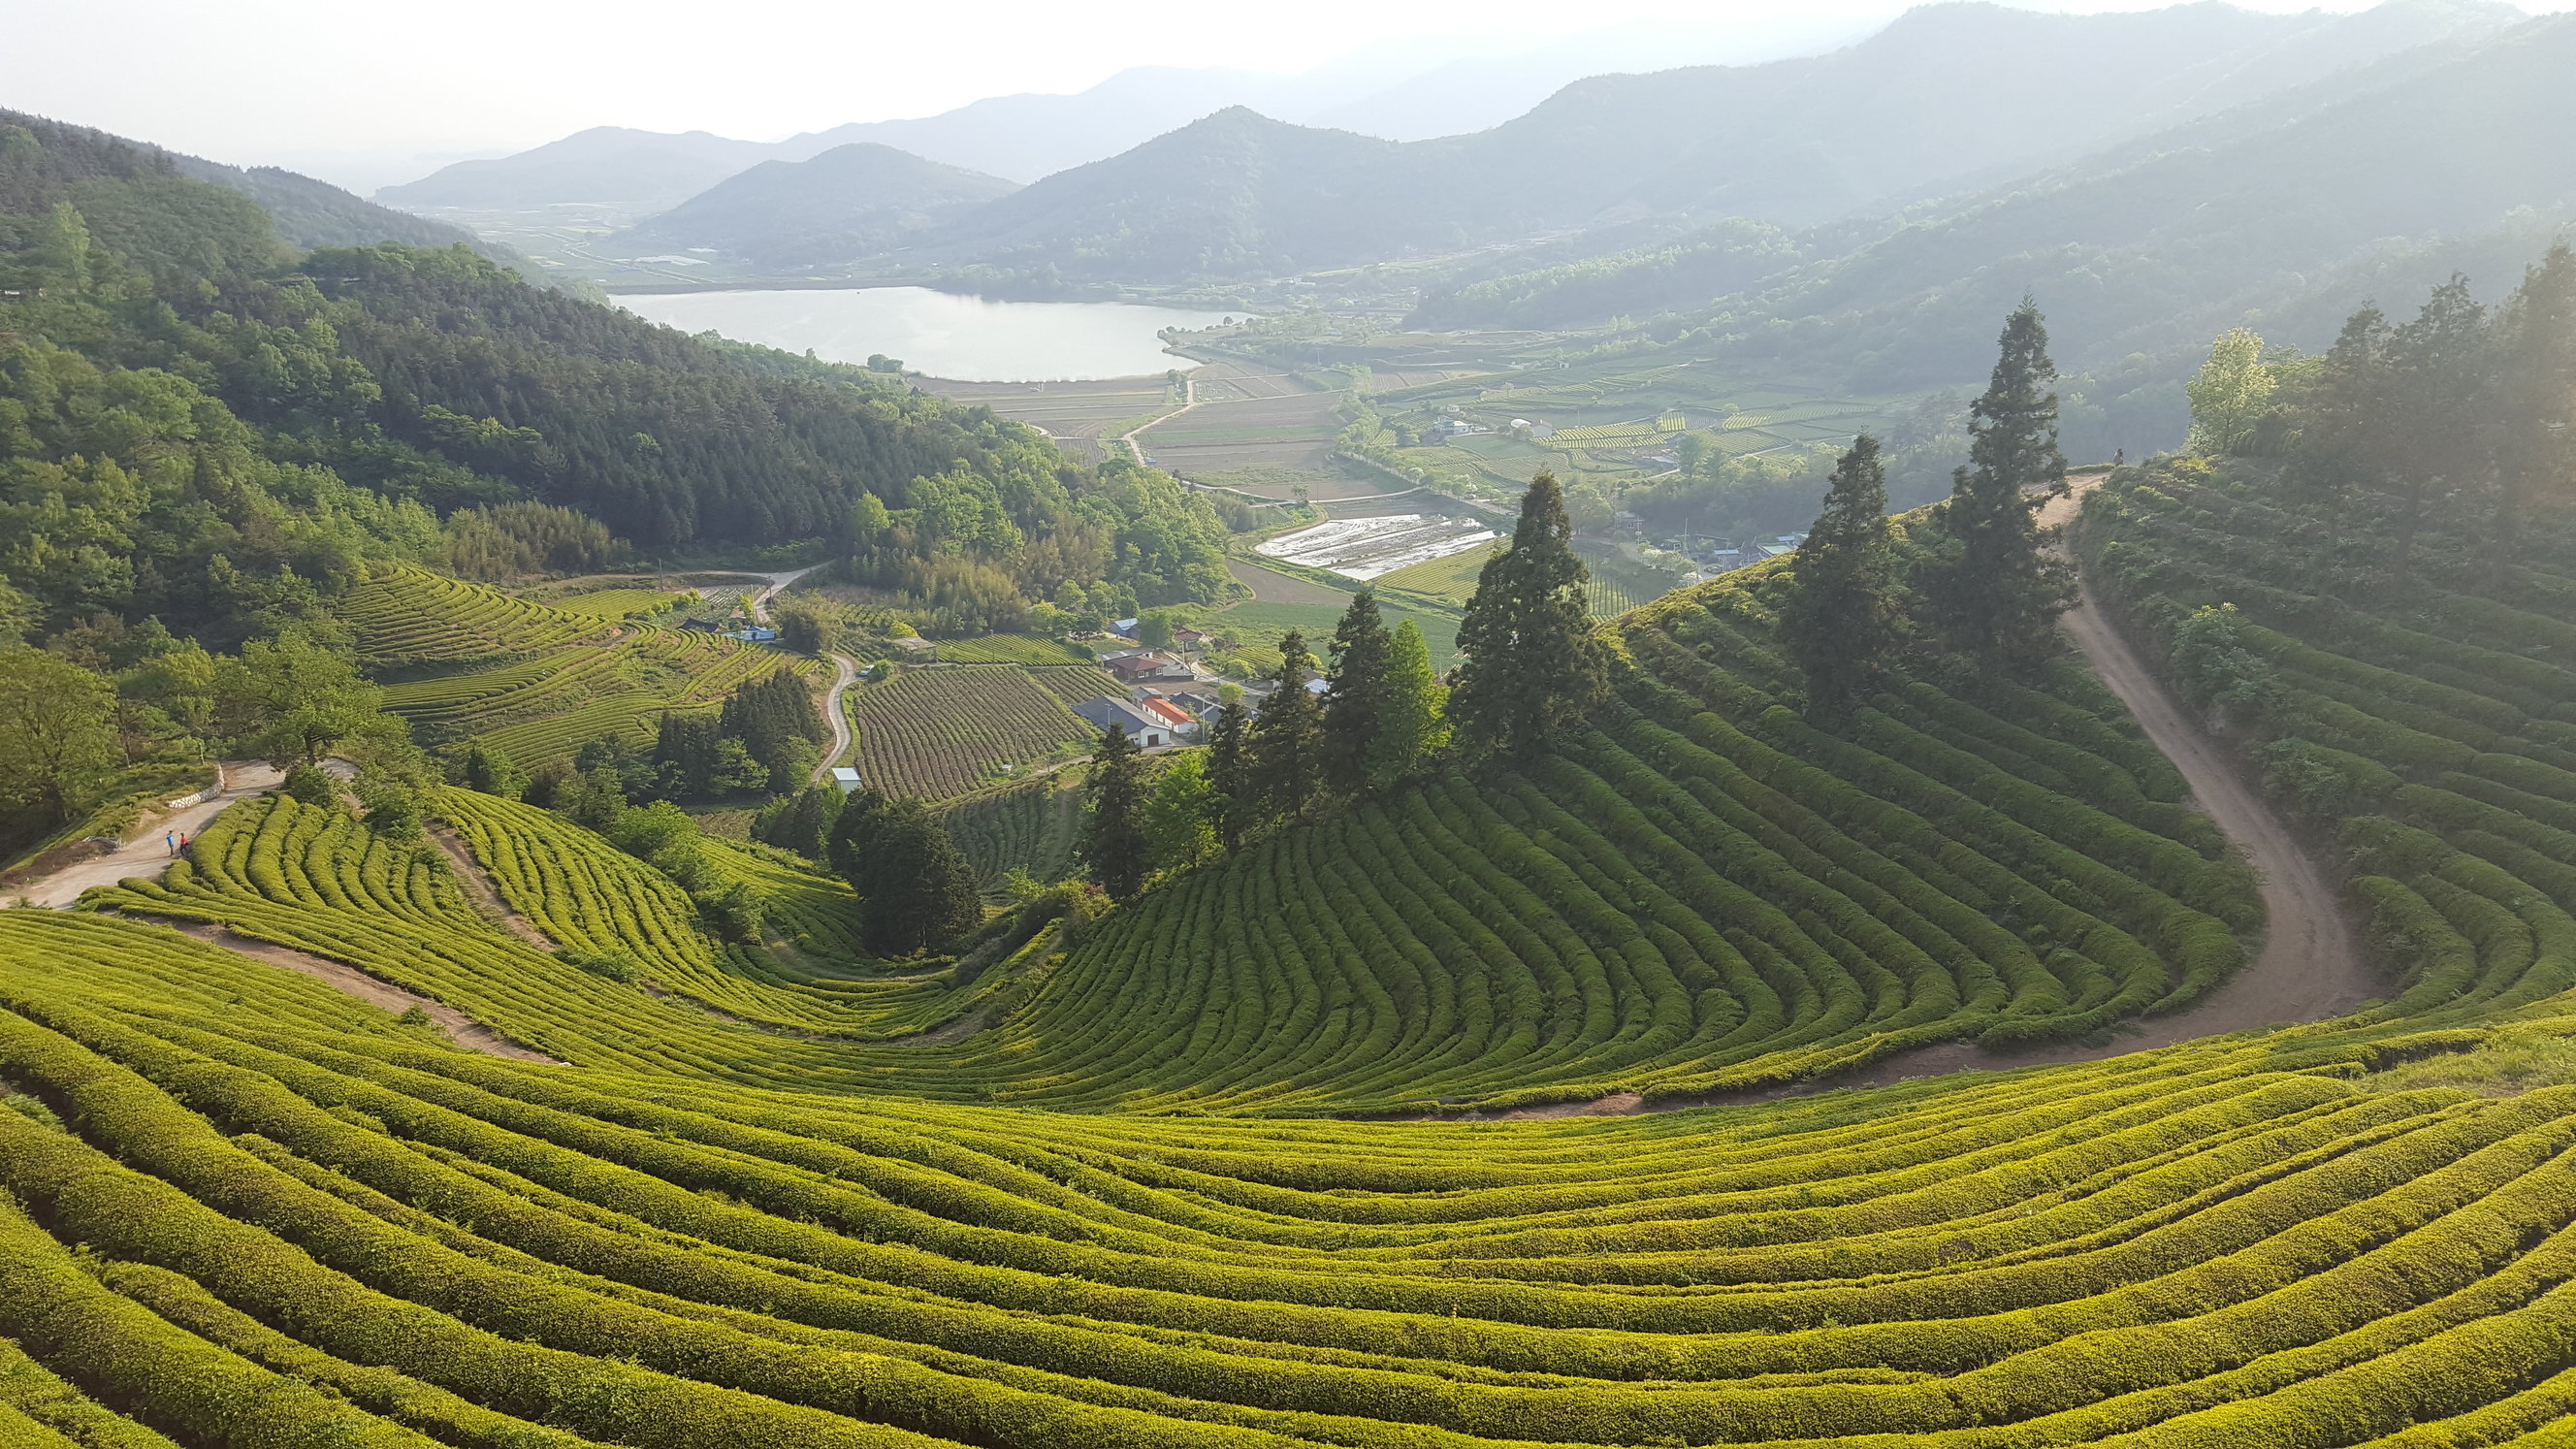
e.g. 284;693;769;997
914;0;2514;285
789;67;1328;187
1659;8;2576;455
923;108;1420;283
169;155;483;253
609;144;1017;267
1;108;483;258
375;126;792;216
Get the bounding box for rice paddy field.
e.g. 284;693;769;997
14;467;2576;1445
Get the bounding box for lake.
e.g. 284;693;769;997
614;287;1244;382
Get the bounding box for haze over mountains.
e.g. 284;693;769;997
375;15;1879;218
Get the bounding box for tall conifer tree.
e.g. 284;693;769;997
1250;630;1325;821
1917;301;2077;672
1206;694;1251;851
1782;435;1905;723
1083;724;1151;899
1449;472;1607;760
1321;589;1395;795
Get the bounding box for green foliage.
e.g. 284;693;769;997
1780;435;1905;723
1142;752;1217;876
2184;327;2278;456
2169;603;2274;713
437;502;621;582
1449;472;1610;761
1916;302;2078;672
1081;725;1150;900
277;764;337;809
0;647;116;830
212;633;398;767
1248;630;1324;821
827;789;980;954
1319;589;1394;797
1368;618;1449;790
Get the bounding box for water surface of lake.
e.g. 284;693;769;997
615;287;1241;381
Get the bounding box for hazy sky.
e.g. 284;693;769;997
5;0;2554;188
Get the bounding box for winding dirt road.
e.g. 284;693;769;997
736;565;860;784
1491;472;2372;1116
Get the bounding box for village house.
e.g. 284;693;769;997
1073;696;1180;749
1100;648;1192;684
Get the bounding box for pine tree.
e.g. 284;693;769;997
1781;435;1905;724
1448;472;1608;760
1083;724;1152;899
1917;301;2077;673
1250;630;1325;821
1206;693;1251;852
1368;619;1447;789
1320;589;1395;796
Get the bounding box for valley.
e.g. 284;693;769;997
8;8;2576;1446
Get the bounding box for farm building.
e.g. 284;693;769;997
1073;697;1179;749
829;766;863;794
1102;649;1192;684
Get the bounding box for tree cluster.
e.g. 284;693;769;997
1779;301;2082;720
827;788;982;955
2191;247;2576;587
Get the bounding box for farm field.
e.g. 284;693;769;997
942;773;1087;893
350;565;816;763
24;465;2576;1443
1254;512;1497;579
850;665;1100;800
1201;595;1463;672
913;374;1172;466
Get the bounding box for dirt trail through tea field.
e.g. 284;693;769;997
1492;471;2373;1117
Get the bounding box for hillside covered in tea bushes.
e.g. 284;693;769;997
20;456;2576;1438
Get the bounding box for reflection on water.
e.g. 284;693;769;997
614;287;1243;382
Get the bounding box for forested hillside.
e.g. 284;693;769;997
0;109;1225;861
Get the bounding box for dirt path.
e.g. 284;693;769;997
736;565;860;783
1476;471;2371;1118
170;923;558;1063
426;827;557;950
813;651;859;784
14;762;305;908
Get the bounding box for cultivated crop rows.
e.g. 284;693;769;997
853;667;1097;800
342;564;612;668
7;895;2576;1446
2086;466;2576;1032
364;573;810;759
942;775;1086;893
931;634;1094;665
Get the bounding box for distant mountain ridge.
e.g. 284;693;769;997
610;144;1017;267
895;0;2517;285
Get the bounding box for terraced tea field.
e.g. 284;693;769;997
16;469;2576;1444
850;665;1100;800
943;774;1087;893
351;565;815;761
